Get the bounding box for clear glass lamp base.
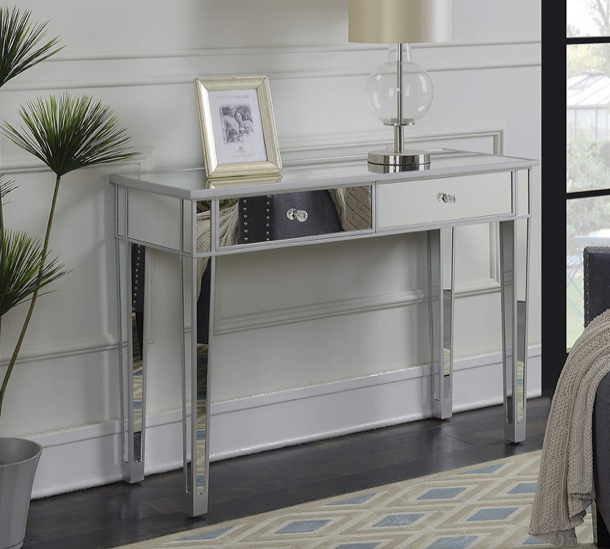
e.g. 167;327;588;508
365;44;434;173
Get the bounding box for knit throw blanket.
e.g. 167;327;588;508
529;307;610;546
195;187;372;298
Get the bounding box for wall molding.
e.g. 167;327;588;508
28;345;541;499
47;37;541;64
216;279;500;335
2;61;542;92
0;123;505;173
279;122;506;159
2;39;541;93
0;333;117;368
0;146;155;175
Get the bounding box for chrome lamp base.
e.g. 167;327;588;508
367;149;431;173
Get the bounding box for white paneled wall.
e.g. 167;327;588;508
0;0;540;496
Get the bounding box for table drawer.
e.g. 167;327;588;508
376;172;513;230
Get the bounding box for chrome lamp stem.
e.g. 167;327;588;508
395;43;404;154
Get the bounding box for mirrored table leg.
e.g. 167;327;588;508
116;240;147;482
181;254;213;517
500;219;529;443
428;227;456;420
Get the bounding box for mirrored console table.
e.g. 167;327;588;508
110;148;539;517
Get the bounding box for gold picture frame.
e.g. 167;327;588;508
194;76;282;179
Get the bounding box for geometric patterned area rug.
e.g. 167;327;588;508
119;451;595;549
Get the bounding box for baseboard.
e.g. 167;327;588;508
28;345;541;499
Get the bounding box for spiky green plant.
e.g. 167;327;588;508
0;230;66;418
0;93;138;423
0;5;63;223
0;230;66;318
3;94;137;176
0;6;63;285
0;6;63;88
0;175;16;232
0;177;16;347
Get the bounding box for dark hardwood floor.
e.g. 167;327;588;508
23;396;551;549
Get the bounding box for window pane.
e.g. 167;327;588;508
568;0;610;36
568;44;610;191
567;196;610;347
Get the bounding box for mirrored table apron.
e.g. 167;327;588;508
111;149;539;517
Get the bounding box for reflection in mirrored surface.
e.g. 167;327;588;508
117;238;131;465
516;218;530;424
182;256;194;494
207;176;283;189
216;186;372;247
123;149;532;196
116;239;146;476
195;200;238;253
183;200;193;254
128;189;182;251
117;186;127;237
367;161;430;174
131;245;145;462
500;218;529;438
181;256;208;498
428;228;455;420
501;221;515;426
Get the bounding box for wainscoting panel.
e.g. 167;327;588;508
29;346;541;499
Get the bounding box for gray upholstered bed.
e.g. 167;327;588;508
584;246;610;548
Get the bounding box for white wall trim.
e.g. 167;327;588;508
0;146;155;175
47;37;541;63
1;123;505;173
3;60;542;92
216;279;500;335
280;122;506;158
2;37;541;93
0;333;117;367
0;278;502;366
28;345;541;499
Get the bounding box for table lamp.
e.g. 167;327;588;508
349;0;453;170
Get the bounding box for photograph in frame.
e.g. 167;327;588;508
209;89;267;165
194;76;282;179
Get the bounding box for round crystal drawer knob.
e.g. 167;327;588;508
287;208;308;222
437;193;456;204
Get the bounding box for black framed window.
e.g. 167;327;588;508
542;0;610;389
566;0;610;350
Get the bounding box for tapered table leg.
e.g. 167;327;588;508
116;240;147;482
594;500;610;548
500;219;530;443
428;228;456;420
181;251;213;517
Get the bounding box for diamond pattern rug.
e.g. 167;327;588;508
118;451;595;549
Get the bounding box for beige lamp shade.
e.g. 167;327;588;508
349;0;454;44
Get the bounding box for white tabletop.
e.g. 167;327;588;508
111;148;539;201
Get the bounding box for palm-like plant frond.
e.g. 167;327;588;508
0;176;16;199
2;93;140;177
0;6;63;88
0;229;66;317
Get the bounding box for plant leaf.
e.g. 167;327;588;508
0;6;63;88
0;176;16;199
0;229;67;317
2;93;140;177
